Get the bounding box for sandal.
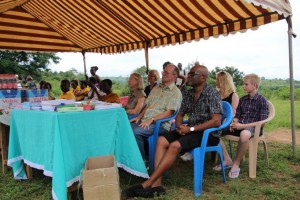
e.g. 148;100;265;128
213;164;232;172
229;168;240;179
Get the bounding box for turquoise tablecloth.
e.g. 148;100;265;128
8;108;148;200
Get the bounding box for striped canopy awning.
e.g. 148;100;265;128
0;0;292;53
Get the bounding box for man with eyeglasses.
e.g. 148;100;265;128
129;63;182;162
124;64;223;198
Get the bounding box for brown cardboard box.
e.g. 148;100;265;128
83;155;120;200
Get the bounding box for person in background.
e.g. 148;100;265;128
162;61;171;69
75;80;90;101
144;69;160;97
129;63;182;161
218;73;268;178
58;79;76;100
70;80;81;96
39;80;46;90
99;79;120;103
26;75;37;89
123;64;222;198
176;63;187;90
43;82;56;100
86;66;101;86
125;73;146;115
86;77;105;100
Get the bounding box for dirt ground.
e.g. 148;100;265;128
265;129;300;145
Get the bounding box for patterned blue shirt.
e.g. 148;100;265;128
180;84;223;127
235;92;268;124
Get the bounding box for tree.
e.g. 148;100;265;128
133;65;148;81
210;66;245;86
0;50;60;80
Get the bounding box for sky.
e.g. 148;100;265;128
49;0;300;80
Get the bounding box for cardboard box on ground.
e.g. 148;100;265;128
83;155;120;200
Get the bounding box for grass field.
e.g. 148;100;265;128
265;100;300;131
1;142;300;200
1;100;299;200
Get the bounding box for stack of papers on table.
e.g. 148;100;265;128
57;106;83;112
41;99;75;111
94;102;122;110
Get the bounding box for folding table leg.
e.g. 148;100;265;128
67;182;79;200
1;123;9;174
25;164;33;179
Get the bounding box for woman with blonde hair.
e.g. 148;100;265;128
144;69;160;97
212;71;239;171
216;71;239;115
125;73;146;115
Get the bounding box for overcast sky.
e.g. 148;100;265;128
49;0;300;80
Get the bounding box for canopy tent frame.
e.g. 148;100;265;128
0;0;297;155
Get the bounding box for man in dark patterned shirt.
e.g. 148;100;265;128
219;73;268;179
123;64;223;198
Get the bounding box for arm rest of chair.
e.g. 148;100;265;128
154;114;176;131
199;127;222;148
252;100;276;142
152;110;179;139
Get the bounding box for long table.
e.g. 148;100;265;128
8;108;148;200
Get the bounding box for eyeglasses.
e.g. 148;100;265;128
188;71;203;77
161;70;174;75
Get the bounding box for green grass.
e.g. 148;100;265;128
1;99;299;199
1;142;300;200
262;100;300;131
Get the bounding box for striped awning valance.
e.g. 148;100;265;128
0;0;292;53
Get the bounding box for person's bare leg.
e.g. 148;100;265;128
142;139;181;188
231;130;251;171
143;136;169;187
220;140;233;166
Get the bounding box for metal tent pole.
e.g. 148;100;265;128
82;50;87;81
144;41;149;74
287;16;297;157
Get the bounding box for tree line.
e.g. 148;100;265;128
1;50;299;100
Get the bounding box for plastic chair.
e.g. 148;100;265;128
190;101;233;197
148;109;179;171
224;101;275;178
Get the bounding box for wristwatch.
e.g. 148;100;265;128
190;127;195;132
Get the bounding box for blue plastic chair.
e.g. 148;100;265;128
190;101;233;197
148;109;179;171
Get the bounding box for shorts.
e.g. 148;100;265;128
163;131;220;154
222;126;263;138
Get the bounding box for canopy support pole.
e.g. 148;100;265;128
82;50;87;81
287;16;297;157
144;41;149;74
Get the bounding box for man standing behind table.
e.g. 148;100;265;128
130;63;182;160
124;64;223;198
